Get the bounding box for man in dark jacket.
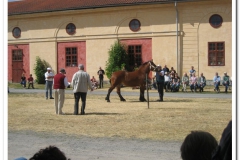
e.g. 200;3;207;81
155;66;165;102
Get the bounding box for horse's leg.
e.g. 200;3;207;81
139;86;146;102
116;85;126;101
105;86;115;102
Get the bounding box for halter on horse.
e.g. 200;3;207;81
105;60;157;102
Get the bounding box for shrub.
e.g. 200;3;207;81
105;41;129;79
34;56;50;84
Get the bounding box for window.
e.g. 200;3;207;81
65;47;77;67
66;23;76;35
129;19;141;32
128;45;142;70
12;27;21;38
208;42;225;66
12;49;23;61
209;14;223;28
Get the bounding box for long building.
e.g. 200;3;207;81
8;0;232;83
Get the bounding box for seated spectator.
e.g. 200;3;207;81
91;76;98;89
164;72;171;92
27;74;35;89
29;145;70;160
181;73;189;92
180;131;218;160
213;72;221;92
212;120;232;160
189;66;196;78
190;73;198;92
171;74;180;92
222;72;230;93
198;73;206;92
20;73;27;88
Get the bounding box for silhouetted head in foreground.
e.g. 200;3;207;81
180;131;218;160
29;145;70;160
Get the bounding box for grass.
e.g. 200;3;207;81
8;92;232;142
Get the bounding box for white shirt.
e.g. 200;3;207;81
45;71;54;81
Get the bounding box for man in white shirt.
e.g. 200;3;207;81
45;67;54;100
71;64;93;115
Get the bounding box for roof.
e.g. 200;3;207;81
8;0;198;16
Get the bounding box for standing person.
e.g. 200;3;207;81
155;66;165;102
189;66;196;78
53;69;68;115
162;65;169;73
198;73;206;92
164;72;171;92
97;67;105;88
72;64;93;115
213;72;221;92
222;72;230;93
45;67;54;100
27;74;35;89
20;73;26;88
182;73;189;92
170;67;176;74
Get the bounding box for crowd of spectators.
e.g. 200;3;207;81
152;65;231;93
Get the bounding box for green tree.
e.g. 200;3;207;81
34;56;50;84
105;41;129;79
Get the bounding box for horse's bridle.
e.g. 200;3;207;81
149;61;157;71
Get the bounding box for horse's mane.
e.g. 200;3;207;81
138;61;150;68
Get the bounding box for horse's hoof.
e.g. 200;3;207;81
120;99;126;101
107;100;110;102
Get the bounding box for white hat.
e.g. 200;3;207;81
47;67;51;70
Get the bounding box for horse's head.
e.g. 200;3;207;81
148;61;157;71
138;60;157;73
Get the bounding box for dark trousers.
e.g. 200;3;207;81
28;82;34;89
157;82;164;100
74;92;87;115
99;77;104;88
164;81;170;90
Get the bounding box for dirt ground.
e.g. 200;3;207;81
8;88;232;160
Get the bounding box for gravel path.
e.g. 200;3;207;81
9;131;181;160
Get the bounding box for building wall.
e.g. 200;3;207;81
8;0;232;82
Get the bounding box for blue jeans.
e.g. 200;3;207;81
74;92;87;115
214;82;220;90
21;80;26;87
45;81;53;98
198;83;206;89
222;81;229;92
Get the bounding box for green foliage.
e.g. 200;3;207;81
105;41;130;79
34;56;51;84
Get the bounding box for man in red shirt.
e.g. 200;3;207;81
27;74;35;89
53;68;69;115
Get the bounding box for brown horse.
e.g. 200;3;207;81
105;61;157;102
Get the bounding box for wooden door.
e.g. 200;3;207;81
12;49;23;83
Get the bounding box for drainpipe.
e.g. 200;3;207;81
175;1;179;74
